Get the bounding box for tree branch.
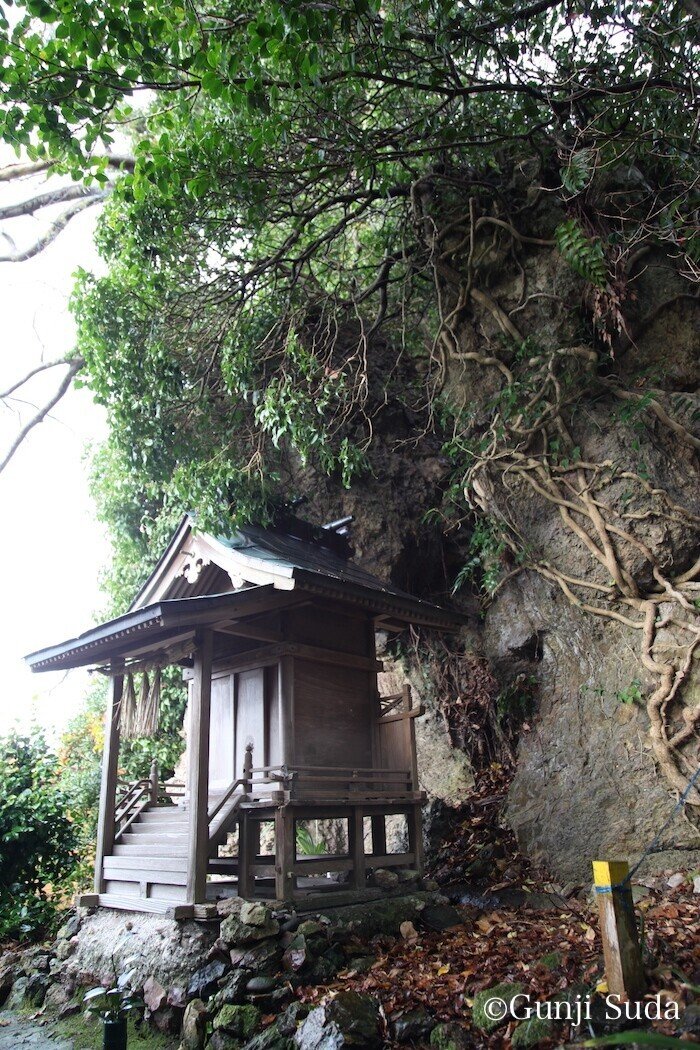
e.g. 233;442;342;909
0;183;104;221
0;358;84;475
0;194;106;262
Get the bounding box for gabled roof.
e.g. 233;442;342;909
26;514;465;672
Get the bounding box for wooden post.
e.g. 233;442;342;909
275;806;295;901
186;630;213;904
149;758;159;804
407;804;424;874
349;808;366;889
404;684;420;792
94;665;123;893
371;815;386;858
238;813;254;899
593;860;645;1001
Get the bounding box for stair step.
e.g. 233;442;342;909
97;893;192;918
139;808;187;820
113;843;188;856
105;854;188;873
121;831;188;844
130;822;189;833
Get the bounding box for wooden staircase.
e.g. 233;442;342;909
100;796;243;915
101;805;191;913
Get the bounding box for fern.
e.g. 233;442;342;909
561;148;594;194
555;219;607;288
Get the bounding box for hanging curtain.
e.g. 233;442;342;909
120;673;137;739
138;667;160;737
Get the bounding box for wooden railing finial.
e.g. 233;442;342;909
243;742;254;794
149;758;159;804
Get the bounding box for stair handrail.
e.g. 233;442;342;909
207;743;254;838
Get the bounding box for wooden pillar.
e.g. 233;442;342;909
186;630;213;904
407;804;424;874
275;806;295;901
94;665;123;893
405;685;420;792
371;815;386;858
238;813;254;899
593;860;645;1001
278;655;295;767
349;808;366;889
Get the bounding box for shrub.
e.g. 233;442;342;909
0;730;78;940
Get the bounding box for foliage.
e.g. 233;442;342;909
555;219;607;289
84;968;143;1023
296;825;327;856
0;731;78;939
452;522;505;598
616;680;644;706
1;0;696;537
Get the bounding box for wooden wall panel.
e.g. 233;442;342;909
236;668;266;775
293;659;373;767
209;674;235;791
284;605;370;655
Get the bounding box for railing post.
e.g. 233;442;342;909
149;758;159;804
243;743;253;795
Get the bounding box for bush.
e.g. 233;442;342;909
0;730;78;940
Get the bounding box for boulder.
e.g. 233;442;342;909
679;1004;700;1037
214;969;252;1005
512;1017;556;1047
233;939;283;975
397;870;421;885
0;963;15;1008
283;934;310;973
169;985;188;1008
370;869;399;890
429;1022;473;1049
214;1003;261;1039
246;976;279;994
209;1033;241;1050
390;1007;435;1044
472;982;525;1033
278;1002;311;1036
181;998;208;1050
242;1024;295;1050
222;910;280;946
294;991;382;1049
218;898;245;918
25;971;50;1006
187;958;228;999
420;905;463;932
56;914;82;940
144;975;168;1012
153;1005;182;1034
241;902;274;927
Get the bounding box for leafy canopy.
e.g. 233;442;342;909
2;0;697;538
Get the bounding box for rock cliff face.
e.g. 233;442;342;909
299;188;700;881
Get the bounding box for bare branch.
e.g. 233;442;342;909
0;154;135;183
0;184;104;221
0;358;84;475
0;195;106;263
0;357;83;400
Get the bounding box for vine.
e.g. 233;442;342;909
416;183;700;810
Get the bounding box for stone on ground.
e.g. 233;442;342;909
472;982;525;1032
294;991;382;1049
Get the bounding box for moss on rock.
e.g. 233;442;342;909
472;982;525;1032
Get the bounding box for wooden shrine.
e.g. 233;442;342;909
26;513;463;917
